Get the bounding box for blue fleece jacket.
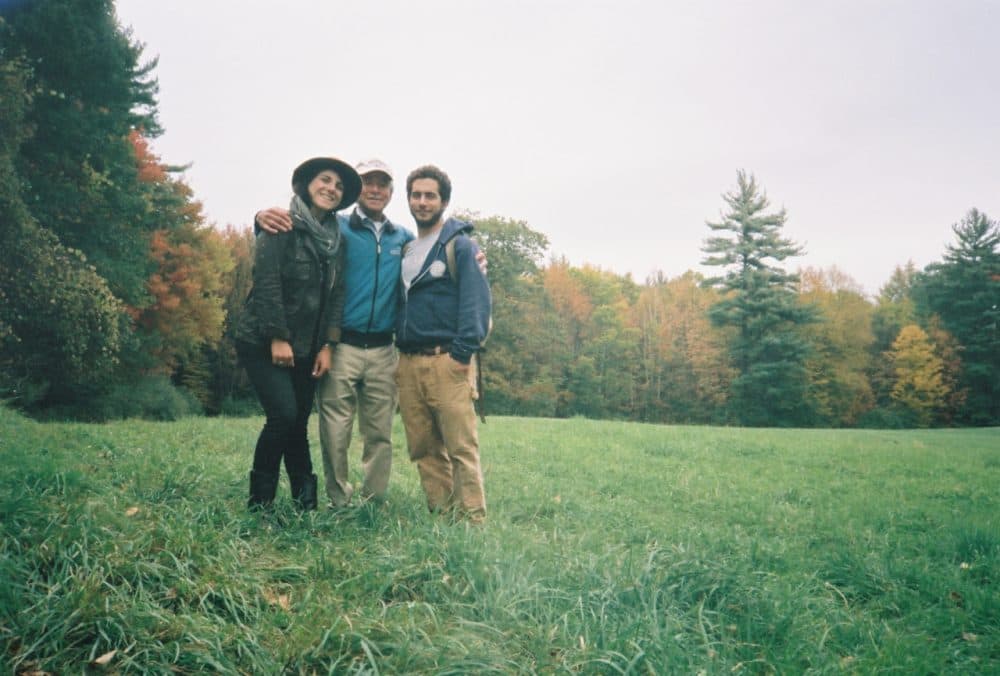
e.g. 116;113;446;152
338;210;414;335
395;218;492;364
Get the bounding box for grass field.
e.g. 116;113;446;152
1;405;997;674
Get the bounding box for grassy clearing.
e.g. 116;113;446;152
1;406;997;673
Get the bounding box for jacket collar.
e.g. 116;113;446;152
437;216;473;244
349;208;398;233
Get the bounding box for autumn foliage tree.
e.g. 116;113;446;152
888;324;950;427
633;272;732;423
538;261;642;418
798;267;875;426
129;132;233;375
868;263;920;411
922;316;966;425
461;214;557;417
542;259;597;416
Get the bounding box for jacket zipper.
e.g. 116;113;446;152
366;235;381;332
310;245;328;354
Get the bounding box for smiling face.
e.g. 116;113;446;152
357;172;393;220
408;177;447;230
307;169;344;215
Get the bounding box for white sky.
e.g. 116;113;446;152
114;0;999;296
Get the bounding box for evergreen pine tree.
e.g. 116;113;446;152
915;209;1000;424
701;171;817;426
3;0;160;306
0;56;123;406
3;1;229;416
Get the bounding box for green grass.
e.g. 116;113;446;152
1;406;997;674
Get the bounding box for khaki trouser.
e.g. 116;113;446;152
396;352;485;522
316;343;397;506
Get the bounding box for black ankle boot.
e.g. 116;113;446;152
290;472;318;511
248;470;279;510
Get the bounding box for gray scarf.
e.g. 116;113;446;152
289;195;341;259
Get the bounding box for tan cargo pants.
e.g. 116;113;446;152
396;351;485;522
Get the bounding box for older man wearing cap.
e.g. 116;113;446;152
257;159;413;506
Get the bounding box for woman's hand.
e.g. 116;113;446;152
271;339;294;367
312;344;332;378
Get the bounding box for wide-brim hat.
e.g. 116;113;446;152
291;157;362;212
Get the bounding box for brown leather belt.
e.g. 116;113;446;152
399;344;450;356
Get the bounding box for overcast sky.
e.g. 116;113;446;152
113;0;999;296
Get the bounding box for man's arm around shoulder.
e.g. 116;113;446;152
255;208;293;234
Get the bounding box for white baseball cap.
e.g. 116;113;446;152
355;158;394;180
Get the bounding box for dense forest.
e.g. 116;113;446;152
2;0;998;427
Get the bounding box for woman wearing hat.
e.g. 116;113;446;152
235;157;361;511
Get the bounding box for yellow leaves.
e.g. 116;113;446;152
889;324;950;426
543;262;593;325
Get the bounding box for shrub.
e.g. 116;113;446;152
857;406;911;429
41;375;202;421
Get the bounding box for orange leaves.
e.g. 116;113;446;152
633;273;733;412
542;261;593;325
137;225;234;369
129;130;167;183
144;230;201;315
127;129;236;369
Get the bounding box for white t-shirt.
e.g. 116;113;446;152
401;231;440;291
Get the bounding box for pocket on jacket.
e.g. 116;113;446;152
288;255;313;280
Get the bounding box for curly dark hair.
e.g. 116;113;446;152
406;165;452;204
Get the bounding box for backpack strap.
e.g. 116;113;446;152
444;237;458;281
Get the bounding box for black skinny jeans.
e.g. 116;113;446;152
237;341;317;478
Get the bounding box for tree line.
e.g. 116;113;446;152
2;0;997;427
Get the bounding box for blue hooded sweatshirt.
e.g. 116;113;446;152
395;218;492;364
